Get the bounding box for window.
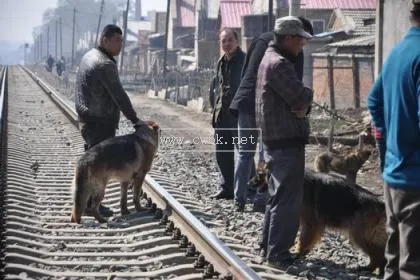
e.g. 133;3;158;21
311;20;325;35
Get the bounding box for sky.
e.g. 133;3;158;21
0;0;167;44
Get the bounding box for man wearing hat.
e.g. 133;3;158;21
255;16;313;269
368;1;420;278
229;17;313;213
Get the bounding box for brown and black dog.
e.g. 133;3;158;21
250;168;386;274
314;149;372;184
71;122;159;224
314;133;373;184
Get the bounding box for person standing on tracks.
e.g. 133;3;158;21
229;17;313;213
209;29;245;200
368;1;420;278
255;16;313;269
46;54;54;72
75;24;150;217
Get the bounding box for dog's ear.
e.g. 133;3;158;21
151;122;160;131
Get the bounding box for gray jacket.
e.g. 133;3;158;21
75;48;138;127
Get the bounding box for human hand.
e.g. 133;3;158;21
134;119;159;131
292;109;307;119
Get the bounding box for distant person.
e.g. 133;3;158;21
75;24;151;217
46;54;54;72
56;56;65;76
209;28;245;201
367;1;420;278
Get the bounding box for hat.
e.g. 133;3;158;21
273;16;313;39
412;0;420;12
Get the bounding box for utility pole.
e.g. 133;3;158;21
34;36;37;62
95;0;105;47
34;38;37;62
55;18;58;58
71;8;76;68
60;17;63;58
40;33;43;60
289;0;292;16
47;25;50;56
24;43;29;65
163;0;170;77
119;0;130;73
268;0;273;32
194;0;201;66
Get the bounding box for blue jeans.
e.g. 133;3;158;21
234;113;265;205
260;146;305;262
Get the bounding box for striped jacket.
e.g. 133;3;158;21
255;45;313;148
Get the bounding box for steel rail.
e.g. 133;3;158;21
20;65;261;280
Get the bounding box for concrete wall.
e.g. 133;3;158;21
197;40;219;68
380;0;412;66
149;11;167;33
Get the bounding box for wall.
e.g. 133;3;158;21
379;0;412;69
149;11;167;33
197;40;219;68
312;55;374;109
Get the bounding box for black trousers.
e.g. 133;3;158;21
79;122;116;151
384;185;420;280
214;116;237;194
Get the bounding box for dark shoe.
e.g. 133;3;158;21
235;203;245;212
252;203;266;213
259;248;267;262
266;257;295;271
254;248;266;264
98;204;114;217
210;190;234;200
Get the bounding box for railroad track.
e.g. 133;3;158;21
0;66;253;279
0;66;293;280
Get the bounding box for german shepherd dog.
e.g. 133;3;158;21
70;122;159;224
314;133;372;184
250;168;386;274
314;149;372;184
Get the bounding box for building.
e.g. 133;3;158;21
311;7;376;109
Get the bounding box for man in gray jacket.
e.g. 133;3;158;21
255;16;313;269
75;24;147;217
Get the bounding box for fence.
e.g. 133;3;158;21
147;69;215;112
27;62;371;151
312;54;375;110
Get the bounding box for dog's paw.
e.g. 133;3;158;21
121;208;131;215
355;264;377;274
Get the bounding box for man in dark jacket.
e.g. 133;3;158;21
46;54;54;72
229;18;313;212
75;24;151;216
255;16;313;269
209;28;245;200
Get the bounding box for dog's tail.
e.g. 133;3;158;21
314;152;332;173
71;161;90;223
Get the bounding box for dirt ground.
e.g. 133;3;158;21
128;92;384;196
